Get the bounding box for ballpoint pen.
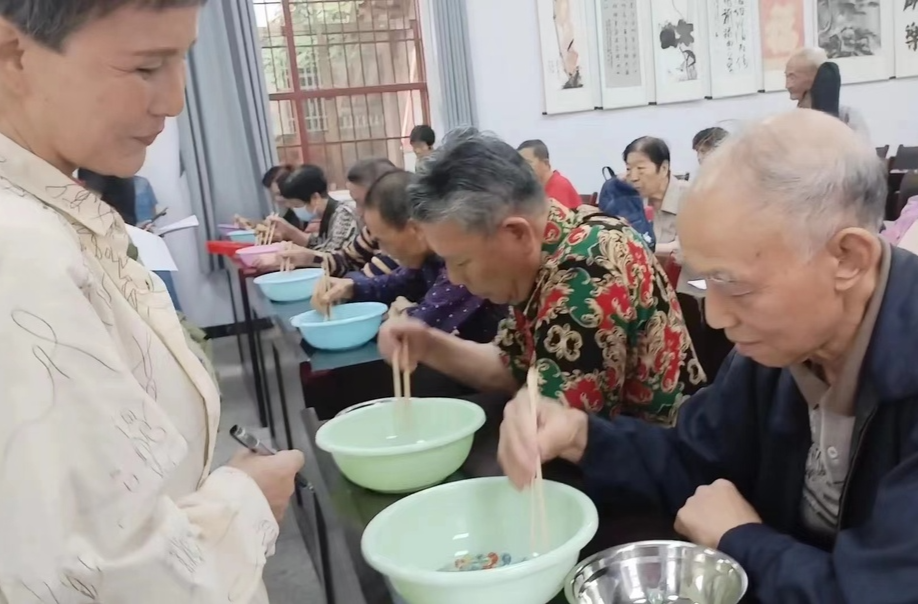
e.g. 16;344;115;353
230;425;311;490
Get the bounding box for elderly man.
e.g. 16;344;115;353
517;139;582;210
498;110;918;603
785;47;869;138
379;131;704;423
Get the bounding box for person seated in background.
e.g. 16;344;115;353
624;136;685;261
409;124;436;159
266;158;400;278
260;163;309;231
691;127;728;164
266;164;358;252
379;131;704;422
785;47;869;138
517;139;582;210
499;110;918;604
314;170;506;343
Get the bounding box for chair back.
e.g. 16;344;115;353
876;145;890;159
580;192;598;206
897;172;918;218
892;146;918;171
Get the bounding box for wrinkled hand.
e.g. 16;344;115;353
385;296;416;321
377;316;433;371
266;214;300;242
498;388;588;490
252;254;282;271
228;449;306;522
277;244;319;268
675;479;762;549
312;277;354;311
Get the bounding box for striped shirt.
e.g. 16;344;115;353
308;224;400;278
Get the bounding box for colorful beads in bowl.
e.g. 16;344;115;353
439;552;528;572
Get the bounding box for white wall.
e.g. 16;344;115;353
464;0;918;193
137;118;235;328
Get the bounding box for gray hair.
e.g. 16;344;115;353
693;109;887;254
790;47;828;70
408;129;546;234
0;0;207;50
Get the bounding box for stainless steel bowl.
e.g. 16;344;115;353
564;540;748;604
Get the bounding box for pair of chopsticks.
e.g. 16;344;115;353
279;242;294;272
313;255;334;320
527;366;549;556
393;342;413;431
257;212;279;245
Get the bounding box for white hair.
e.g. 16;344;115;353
791;47;828;70
691;110;887;255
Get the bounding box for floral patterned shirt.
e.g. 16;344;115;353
496;201;705;424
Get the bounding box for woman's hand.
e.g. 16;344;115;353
497;388;589;489
276;244;319;268
385;296;416;321
227;448;305;522
312;277;354;311
378;316;434;371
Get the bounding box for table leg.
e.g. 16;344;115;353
226;269;245;368
239;269;268;427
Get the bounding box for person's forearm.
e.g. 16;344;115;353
656;239;679;255
287;229;311;247
423;329;517;394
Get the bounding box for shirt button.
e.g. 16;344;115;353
827;446;839;460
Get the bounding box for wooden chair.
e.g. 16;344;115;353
876;145;890;159
892;146;918;171
580;192;598;206
895;172;918;219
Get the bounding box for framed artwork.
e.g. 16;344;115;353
649;0;709;104
894;0;918;78
706;0;760;98
760;0;807;91
816;0;895;83
536;0;597;114
594;0;655;108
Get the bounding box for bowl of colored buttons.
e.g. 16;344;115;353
361;476;599;604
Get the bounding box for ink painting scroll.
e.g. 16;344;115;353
594;0;655;108
649;0;709;103
816;0;894;83
537;0;597;114
895;0;918;77
759;0;807;91
706;0;759;98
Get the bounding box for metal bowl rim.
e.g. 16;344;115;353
562;539;749;603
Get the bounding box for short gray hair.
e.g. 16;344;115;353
692;109;887;253
790;47;828;70
409;129;546;234
0;0;207;50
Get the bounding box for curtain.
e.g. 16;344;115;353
180;0;277;272
429;0;478;131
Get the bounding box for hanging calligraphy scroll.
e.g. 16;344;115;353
759;0;806;91
816;0;895;83
594;0;655;108
649;0;709;103
706;0;759;97
536;0;597;114
895;0;918;77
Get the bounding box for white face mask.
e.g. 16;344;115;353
292;206;316;222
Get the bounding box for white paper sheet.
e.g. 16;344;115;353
687;279;708;290
154;214;199;235
126;225;178;272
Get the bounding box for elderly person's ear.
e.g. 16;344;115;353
828;228;883;289
0;20;27;88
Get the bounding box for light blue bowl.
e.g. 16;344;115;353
254;268;324;302
291;302;388;350
228;229;257;244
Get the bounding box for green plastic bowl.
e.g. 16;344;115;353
362;477;599;604
315;397;486;493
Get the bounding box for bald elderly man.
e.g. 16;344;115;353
785;47;869;138
498;110;918;603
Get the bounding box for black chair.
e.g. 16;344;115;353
892;145;918;171
876;145;890;159
895;172;918;219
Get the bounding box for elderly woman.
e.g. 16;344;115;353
623;136;685;259
0;2;303;603
379;131;704;422
499;110;918;604
267;164;358;252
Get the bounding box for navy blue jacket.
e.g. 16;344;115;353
580;246;918;604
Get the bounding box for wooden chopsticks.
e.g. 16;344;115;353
527;366;549;556
258;212;279;246
393;342;413;431
313;255;334;320
279;242;293;272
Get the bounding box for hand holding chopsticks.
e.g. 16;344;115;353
393;341;414;432
527;367;549;555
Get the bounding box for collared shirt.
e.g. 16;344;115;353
352;256;506;343
311;224;400;278
0;134;275;603
545;170;582;210
651;175;686;247
791;238;891;537
310;199;359;252
495;201;706;423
